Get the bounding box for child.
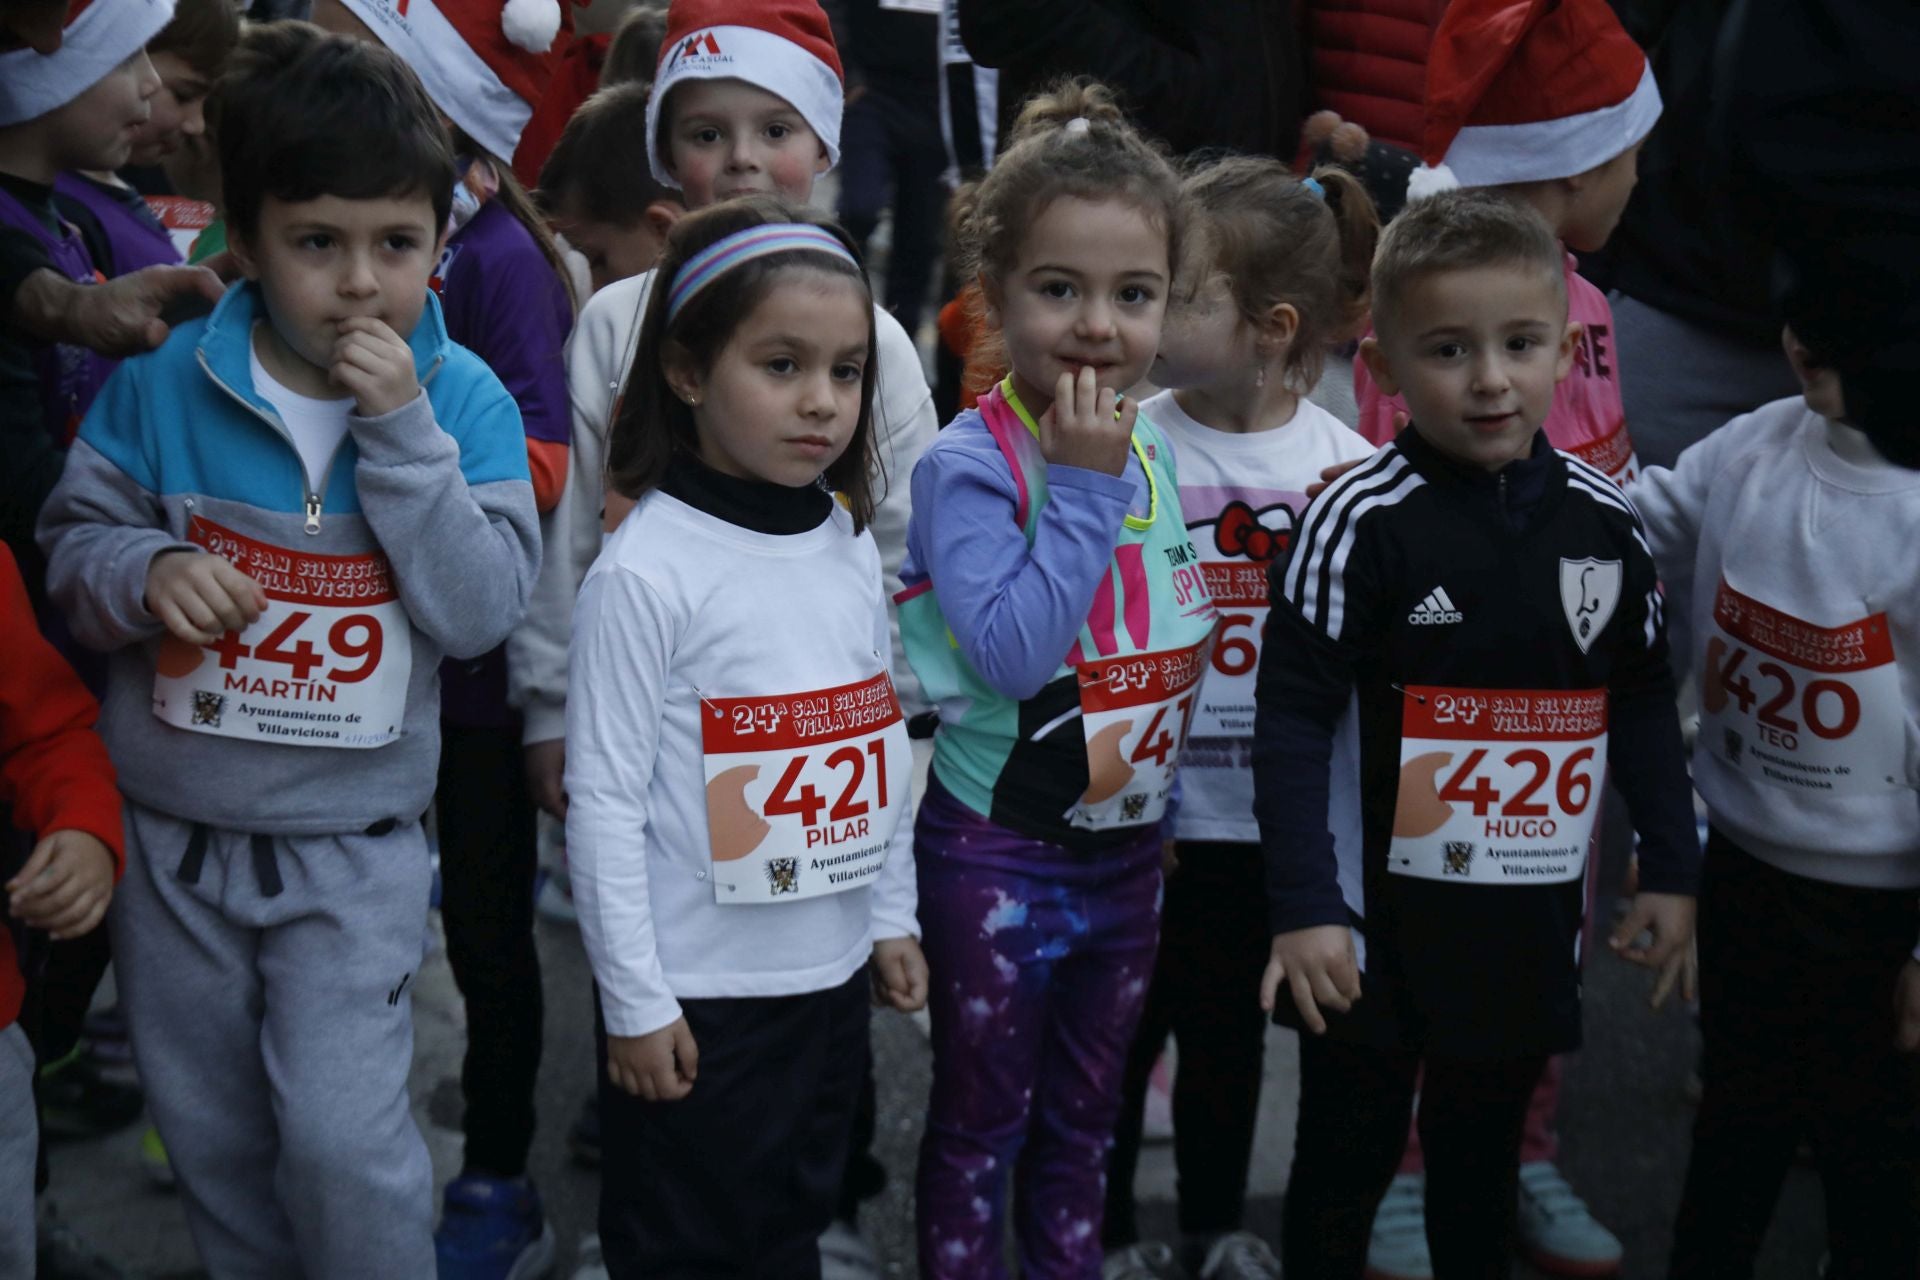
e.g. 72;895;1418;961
1348;5;1665;1272
899;81;1215;1279
0;544;124;1276
1356;0;1657;491
1254;189;1698;1280
512;0;936;825
35;24;540;1276
54;0;239;278
564;195;926;1277
1102;156;1379;1280
0;0;167;582
1633;293;1920;1272
537;81;682;294
308;0;581;1266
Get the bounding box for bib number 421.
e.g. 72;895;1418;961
762;739;891;838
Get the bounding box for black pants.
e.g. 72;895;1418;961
436;720;543;1178
1105;840;1270;1245
597;971;870;1279
837;86;945;340
1285;1034;1545;1280
1669;829;1920;1279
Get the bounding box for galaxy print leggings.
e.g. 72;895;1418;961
914;776;1163;1280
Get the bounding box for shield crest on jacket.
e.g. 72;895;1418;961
1559;558;1621;654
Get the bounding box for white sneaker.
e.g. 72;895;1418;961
819;1219;880;1280
568;1233;608;1280
1103;1241;1184;1279
1199;1230;1280;1279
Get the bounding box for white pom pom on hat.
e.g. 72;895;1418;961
501;0;561;52
1404;163;1460;203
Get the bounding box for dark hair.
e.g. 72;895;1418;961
1179;157;1380;392
148;0;240;81
953;79;1183;290
209;22;455;240
602;1;668;87
605;195;880;528
537;81;673;226
1371;188;1566;340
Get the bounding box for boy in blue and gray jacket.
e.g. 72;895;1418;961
35;25;539;1277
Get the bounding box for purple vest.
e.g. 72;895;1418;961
0;185;117;446
54;173;181;276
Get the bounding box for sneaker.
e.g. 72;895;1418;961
819;1218;880;1280
139;1125;175;1189
36;1048;144;1140
1364;1172;1432;1280
567;1094;600;1168
434;1175;557;1280
1516;1161;1622;1277
568;1235;608;1280
1198;1231;1280;1279
1143;1048;1175;1143
1103;1241;1186;1280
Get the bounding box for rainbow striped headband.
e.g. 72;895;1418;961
665;224;859;323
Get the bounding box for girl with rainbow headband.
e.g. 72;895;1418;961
564;197;926;1277
899;82;1217;1278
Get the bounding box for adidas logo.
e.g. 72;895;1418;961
1408;586;1464;625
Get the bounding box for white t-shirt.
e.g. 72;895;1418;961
250;343;353;491
1144;389;1375;843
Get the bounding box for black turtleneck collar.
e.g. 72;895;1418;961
660;451;834;535
1397;424;1557;532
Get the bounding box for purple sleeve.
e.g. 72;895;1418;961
911;439;1138;701
447;246;571;448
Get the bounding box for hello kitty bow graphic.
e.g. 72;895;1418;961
1196;501;1295;566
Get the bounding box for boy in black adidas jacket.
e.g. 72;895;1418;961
1251;190;1700;1279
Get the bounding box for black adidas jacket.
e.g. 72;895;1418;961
1252;428;1698;1057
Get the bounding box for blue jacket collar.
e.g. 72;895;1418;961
196;281;451;407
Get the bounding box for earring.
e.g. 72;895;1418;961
685;394;699;406
1255;363;1268;390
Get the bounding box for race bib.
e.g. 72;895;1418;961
143;194;215;260
701;671;910;904
1068;634;1214;831
1701;579;1906;794
1566;419;1640;486
1193;561;1267;739
152;518;411;748
1389;687;1607;884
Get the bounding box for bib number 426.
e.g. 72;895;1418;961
1436;746;1596;833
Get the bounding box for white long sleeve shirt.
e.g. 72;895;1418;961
564;491;920;1037
1634;396;1920;902
508;269;939;745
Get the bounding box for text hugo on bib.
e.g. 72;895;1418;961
1701;578;1905;794
1069;631;1215;831
701;670;911;904
152;517;411;748
1389;686;1607;885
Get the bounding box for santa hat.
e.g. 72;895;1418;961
0;0;176;127
1408;0;1662;201
644;0;844;190
335;0;567;163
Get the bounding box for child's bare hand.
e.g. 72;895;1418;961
1609;891;1698;1009
524;739;567;820
145;550;267;645
8;830;115;940
871;936;929;1013
1260;925;1361;1034
607;1018;698;1101
1896;959;1920;1053
332;316;419;417
1038;365;1132;476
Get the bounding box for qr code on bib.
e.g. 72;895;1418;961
1121;794;1147;822
766;858;799;896
1443;842;1474;876
191;690;225;727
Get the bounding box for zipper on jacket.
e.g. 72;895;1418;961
197;348;330;536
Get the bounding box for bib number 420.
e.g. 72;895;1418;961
1705;636;1861;747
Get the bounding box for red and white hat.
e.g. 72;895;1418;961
0;0;176;126
644;0;844;189
1409;0;1662;200
336;0;566;162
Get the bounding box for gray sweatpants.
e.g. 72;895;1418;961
0;1023;34;1277
1610;291;1801;470
113;800;435;1279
